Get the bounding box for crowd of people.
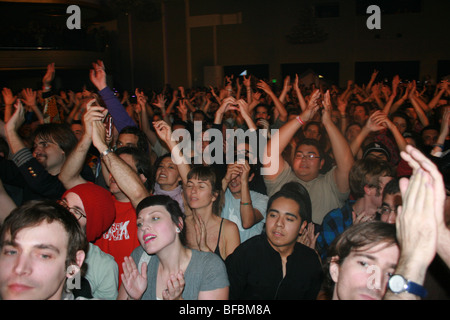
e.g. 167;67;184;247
0;61;449;300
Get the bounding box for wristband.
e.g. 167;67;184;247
101;148;113;159
432;144;444;149
240;201;252;205
296;116;305;125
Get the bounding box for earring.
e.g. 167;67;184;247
176;227;181;233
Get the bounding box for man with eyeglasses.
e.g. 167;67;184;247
316;158;394;261
378;178;401;224
263;90;354;225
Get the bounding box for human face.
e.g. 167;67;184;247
330;242;399;300
61;192;87;229
345;124;362;143
370;176;393;209
70;123;84;141
303;124;321;140
292;144;324;182
421;129;438;146
32;137;66;174
116;133;139;149
184;178;217;210
379;193;402;224
137;205;179;254
0;221;72;300
353;106;368;124
265;197;306;254
156;157;181;190
392;117;407;134
255;106;269;120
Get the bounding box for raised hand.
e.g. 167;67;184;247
89;60;107;91
162;271;185;300
5;99;25;133
121;256;148;300
42;63;55;88
2;87;16;106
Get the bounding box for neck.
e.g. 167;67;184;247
159;183;179;192
158;242;190;274
353;197;378;216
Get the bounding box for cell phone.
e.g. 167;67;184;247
104;113;113;137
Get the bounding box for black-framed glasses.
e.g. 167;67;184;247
378;205;397;216
295;153;321;161
57;199;86;221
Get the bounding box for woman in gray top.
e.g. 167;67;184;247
118;195;229;300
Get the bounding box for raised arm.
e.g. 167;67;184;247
321;90;354;193
263;89;321;180
256;80;287;122
59;100;106;189
384;145;446;300
92;118;149;208
90;60;137;132
293;74;307;112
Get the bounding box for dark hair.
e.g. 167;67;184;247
382;178;400;198
152;153;181;189
349;159;394;199
32;123;78;156
322;221;398;298
115;146;153;190
0;200;88;271
136;195;187;246
266;181;312;223
119;126;149;153
295;138;325;160
187;166;223;215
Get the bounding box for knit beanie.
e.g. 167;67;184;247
62;182;116;242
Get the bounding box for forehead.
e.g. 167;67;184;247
118;133;138;143
347;242;399;266
255;106;268;113
138;205;170;219
296;144;320;154
269;197;301;217
383;193;402;206
63;192;84;208
4;221;69;251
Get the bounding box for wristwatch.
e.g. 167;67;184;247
388;274;428;298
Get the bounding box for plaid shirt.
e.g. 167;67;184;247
316;199;355;262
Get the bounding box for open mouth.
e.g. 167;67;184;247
143;234;156;243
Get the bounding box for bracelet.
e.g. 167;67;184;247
296;116;305;125
432;144;444;149
101;148;113;159
240;201;252;205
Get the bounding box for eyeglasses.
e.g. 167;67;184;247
57;199;86;221
378;205;397;216
295;153;321;161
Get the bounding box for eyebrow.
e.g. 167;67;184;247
353;252;397;269
3;241;61;254
268;208;299;219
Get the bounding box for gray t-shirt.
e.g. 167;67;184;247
130;246;229;300
264;160;349;224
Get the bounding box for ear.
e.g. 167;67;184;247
319;158;325;170
364;184;375;196
299;220;308;235
66;250;85;278
329;256;340;283
177;217;184;232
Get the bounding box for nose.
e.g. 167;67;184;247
13;253;32;276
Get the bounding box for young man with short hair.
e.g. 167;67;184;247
0;200;87;300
